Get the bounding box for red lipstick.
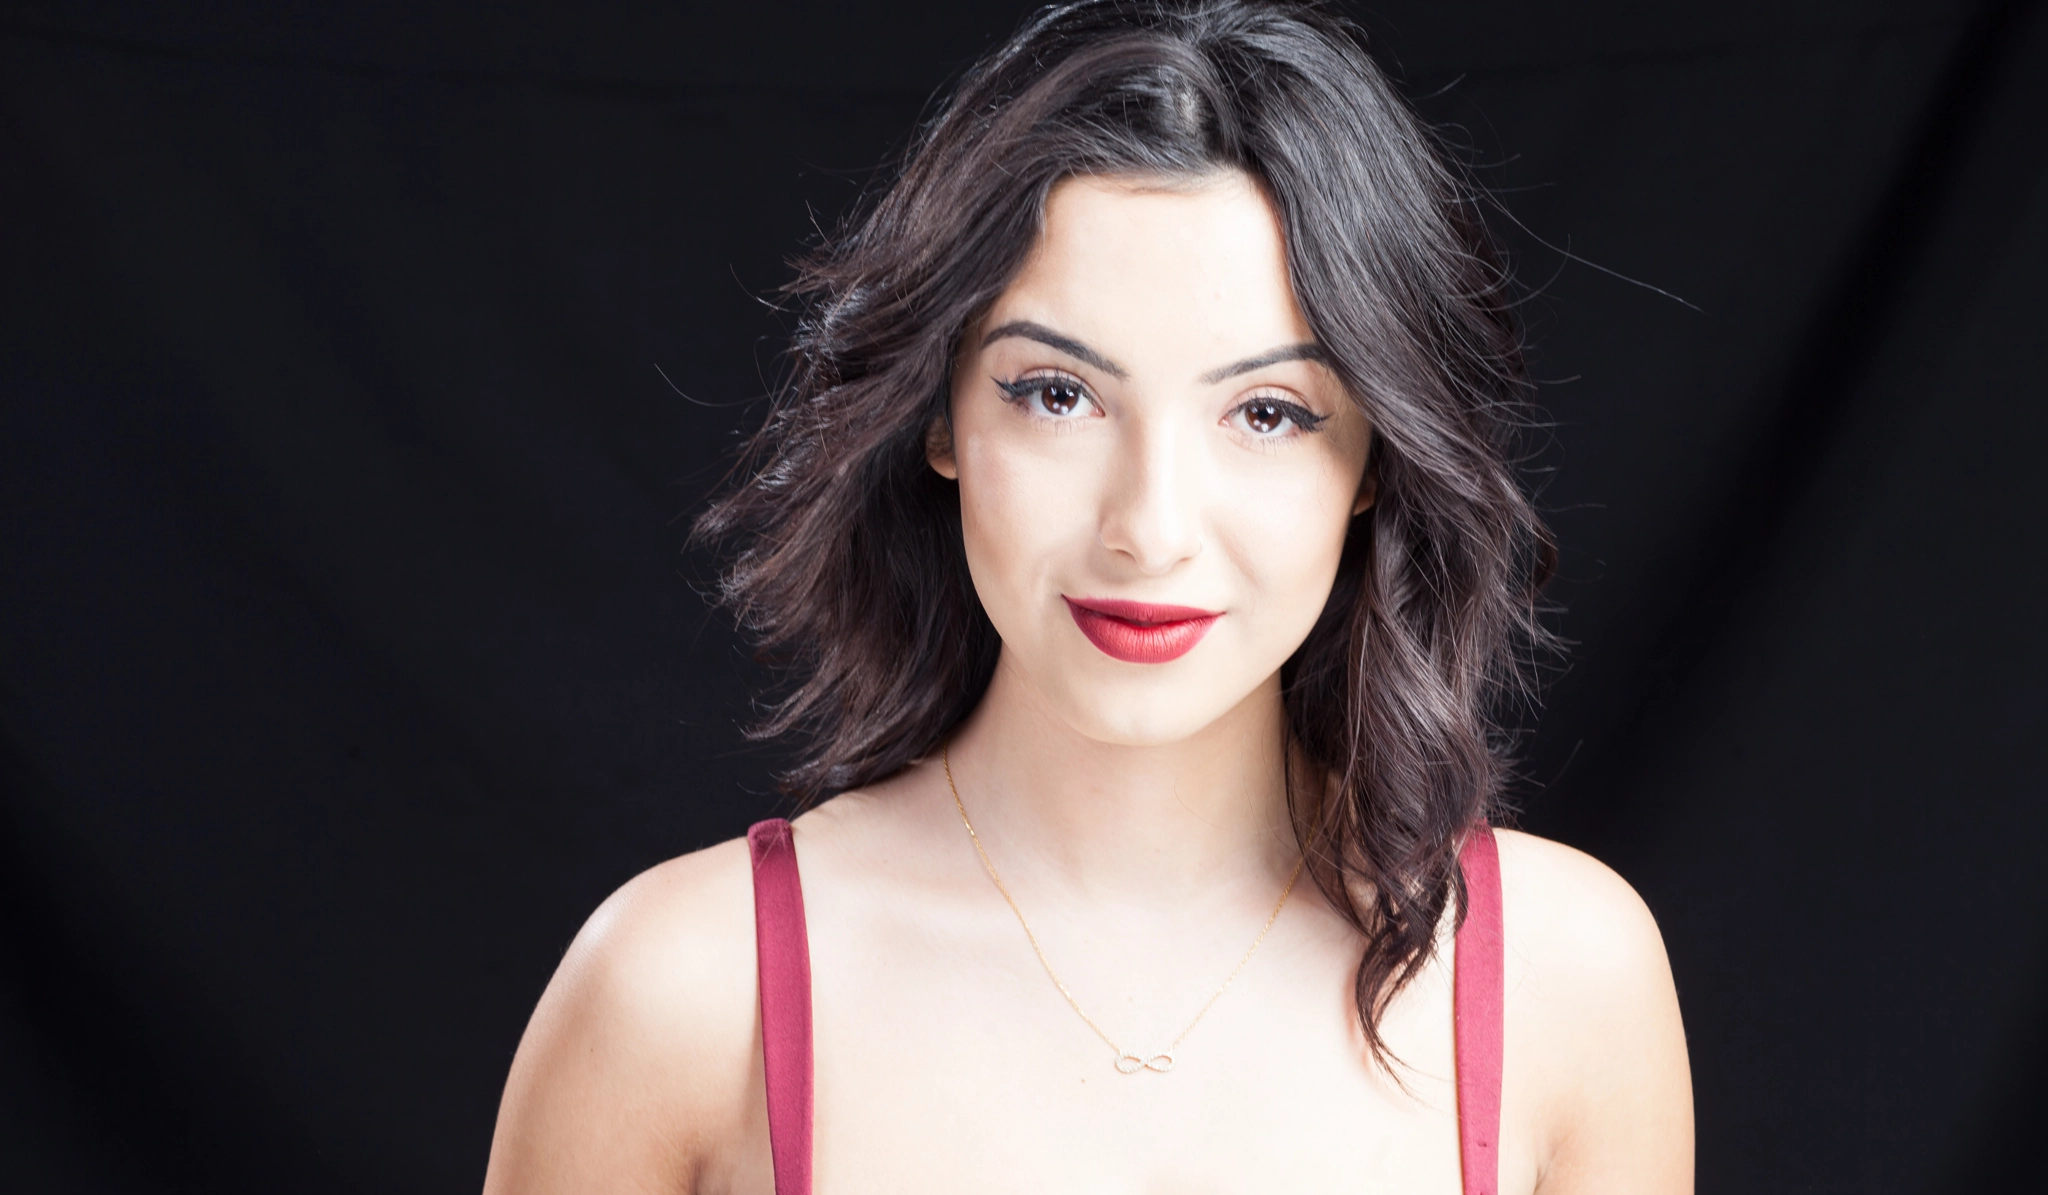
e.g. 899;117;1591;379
1063;597;1222;664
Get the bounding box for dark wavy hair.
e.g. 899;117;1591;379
696;0;1555;1065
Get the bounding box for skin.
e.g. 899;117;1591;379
483;173;1693;1194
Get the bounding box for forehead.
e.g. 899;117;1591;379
987;172;1315;362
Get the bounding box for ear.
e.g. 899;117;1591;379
926;415;959;480
1351;470;1377;516
1351;444;1378;516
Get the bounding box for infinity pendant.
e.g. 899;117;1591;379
1114;1051;1175;1074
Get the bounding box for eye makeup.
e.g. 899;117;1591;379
1228;394;1328;435
994;373;1087;403
993;373;1330;436
995;372;1098;419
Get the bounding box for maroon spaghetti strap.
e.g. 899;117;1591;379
748;819;813;1195
1454;824;1504;1195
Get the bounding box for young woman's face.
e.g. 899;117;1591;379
935;171;1373;745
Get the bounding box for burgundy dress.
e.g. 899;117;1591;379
746;819;1506;1195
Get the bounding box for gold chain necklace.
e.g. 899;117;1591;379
942;744;1305;1075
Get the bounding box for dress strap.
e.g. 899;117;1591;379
746;816;1497;1194
748;819;814;1195
1454;824;1504;1195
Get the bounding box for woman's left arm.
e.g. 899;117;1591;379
1495;829;1695;1195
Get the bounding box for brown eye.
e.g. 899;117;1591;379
1040;381;1084;416
1228;395;1325;438
1244;399;1287;434
995;374;1098;420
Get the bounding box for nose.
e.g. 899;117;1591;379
1097;417;1204;574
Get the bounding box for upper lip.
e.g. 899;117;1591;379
1063;597;1223;624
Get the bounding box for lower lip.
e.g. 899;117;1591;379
1063;598;1221;665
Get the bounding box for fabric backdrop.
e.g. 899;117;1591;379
2;2;2042;1191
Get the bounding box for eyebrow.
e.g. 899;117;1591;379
1197;342;1328;384
979;321;1128;379
978;321;1327;386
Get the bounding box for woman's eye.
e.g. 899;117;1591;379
997;375;1096;419
1036;380;1087;416
1242;399;1290;434
1230;396;1325;437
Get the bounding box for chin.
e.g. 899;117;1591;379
1066;703;1222;748
1044;665;1261;748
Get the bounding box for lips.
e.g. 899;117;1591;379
1063;597;1222;664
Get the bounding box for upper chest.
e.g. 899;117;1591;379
780;881;1503;1195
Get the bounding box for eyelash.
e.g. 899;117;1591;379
1232;395;1328;436
994;373;1328;438
995;373;1095;419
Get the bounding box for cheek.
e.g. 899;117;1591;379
1214;448;1360;613
952;427;1099;618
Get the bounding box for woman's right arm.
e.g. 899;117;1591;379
482;839;762;1195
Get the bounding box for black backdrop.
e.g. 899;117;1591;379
3;1;2044;1191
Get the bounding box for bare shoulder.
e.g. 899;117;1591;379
1493;829;1671;994
1491;829;1694;1194
555;837;761;1052
482;837;763;1194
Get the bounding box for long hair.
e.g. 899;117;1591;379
696;0;1555;1066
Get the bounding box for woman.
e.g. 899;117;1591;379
484;2;1692;1191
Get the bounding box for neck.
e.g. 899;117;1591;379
940;651;1300;899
